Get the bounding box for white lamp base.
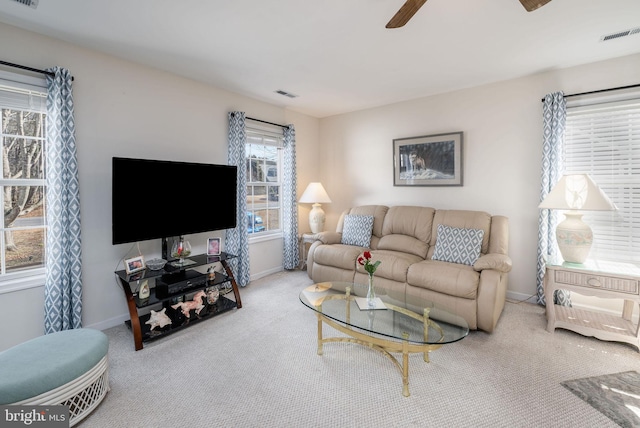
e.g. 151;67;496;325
308;203;326;234
556;211;593;264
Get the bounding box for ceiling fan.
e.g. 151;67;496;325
386;0;553;28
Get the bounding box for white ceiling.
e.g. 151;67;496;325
0;0;639;118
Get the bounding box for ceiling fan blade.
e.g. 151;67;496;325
519;0;552;12
386;0;428;29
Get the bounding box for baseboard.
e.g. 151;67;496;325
506;290;538;304
86;313;129;331
250;266;284;281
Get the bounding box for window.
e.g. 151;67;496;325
564;95;640;263
245;130;283;236
0;71;48;283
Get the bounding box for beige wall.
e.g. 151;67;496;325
318;52;640;302
0;22;320;350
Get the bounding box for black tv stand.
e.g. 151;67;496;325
115;252;242;351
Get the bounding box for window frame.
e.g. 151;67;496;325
245;128;284;240
564;91;640;263
0;71;48;293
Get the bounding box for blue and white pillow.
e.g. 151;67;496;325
341;215;374;247
431;224;484;266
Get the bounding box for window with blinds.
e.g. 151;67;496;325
564;98;640;263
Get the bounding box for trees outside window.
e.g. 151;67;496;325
0;82;47;281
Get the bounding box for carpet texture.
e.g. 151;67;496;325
82;270;640;427
562;371;640;427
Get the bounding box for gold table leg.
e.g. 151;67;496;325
316;305;323;356
402;332;410;397
423;308;430;363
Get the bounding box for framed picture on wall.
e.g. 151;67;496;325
207;237;221;256
393;132;463;186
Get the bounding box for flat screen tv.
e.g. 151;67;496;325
112;157;237;245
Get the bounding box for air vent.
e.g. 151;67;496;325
11;0;38;8
600;27;640;42
275;90;298;99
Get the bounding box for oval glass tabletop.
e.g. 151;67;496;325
299;281;469;345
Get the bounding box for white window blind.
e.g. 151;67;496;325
564;98;640;263
0;70;47;111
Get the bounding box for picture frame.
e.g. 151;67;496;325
125;255;146;274
393;132;463;186
207;237;221;256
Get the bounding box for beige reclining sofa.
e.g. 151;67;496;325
306;205;511;332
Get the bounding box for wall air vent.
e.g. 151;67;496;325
11;0;38;8
600;27;640;42
275;90;298;99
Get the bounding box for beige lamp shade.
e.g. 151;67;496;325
299;182;331;233
539;174;616;264
299;182;332;204
538;174;616;211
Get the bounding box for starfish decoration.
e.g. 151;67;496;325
146;308;172;330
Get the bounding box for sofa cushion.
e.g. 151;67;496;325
407;260;480;299
313;244;363;271
341;215;374;247
378;234;428;259
381;206;435;243
431;224;484;266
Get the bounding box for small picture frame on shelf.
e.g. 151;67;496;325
125;255;146;274
207;237;221;256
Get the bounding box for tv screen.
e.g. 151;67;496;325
112;157;237;244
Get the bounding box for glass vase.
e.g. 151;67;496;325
171;237;192;266
367;273;376;308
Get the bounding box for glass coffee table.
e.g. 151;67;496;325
299;281;469;397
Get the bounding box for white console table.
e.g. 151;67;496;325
544;258;640;351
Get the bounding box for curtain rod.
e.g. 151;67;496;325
247;116;288;129
540;83;640;102
0;60;75;81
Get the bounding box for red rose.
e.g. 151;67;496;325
357;256;364;265
363;251;371;260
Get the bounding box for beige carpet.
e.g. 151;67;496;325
81;270;640;427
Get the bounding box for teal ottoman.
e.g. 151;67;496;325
0;328;109;427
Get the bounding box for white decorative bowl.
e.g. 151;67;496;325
146;258;167;271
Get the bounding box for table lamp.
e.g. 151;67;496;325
538;173;616;264
299;182;332;233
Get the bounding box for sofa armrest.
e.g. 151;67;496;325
473;254;512;273
312;231;342;245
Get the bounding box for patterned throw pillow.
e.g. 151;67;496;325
431;224;484;266
341;215;375;247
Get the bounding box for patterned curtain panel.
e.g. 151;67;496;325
226;112;250;286
536;91;570;306
282;125;299;269
44;67;83;333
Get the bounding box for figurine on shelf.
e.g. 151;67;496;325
171;290;206;318
138;280;150;299
206;287;219;304
146;308;172;330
